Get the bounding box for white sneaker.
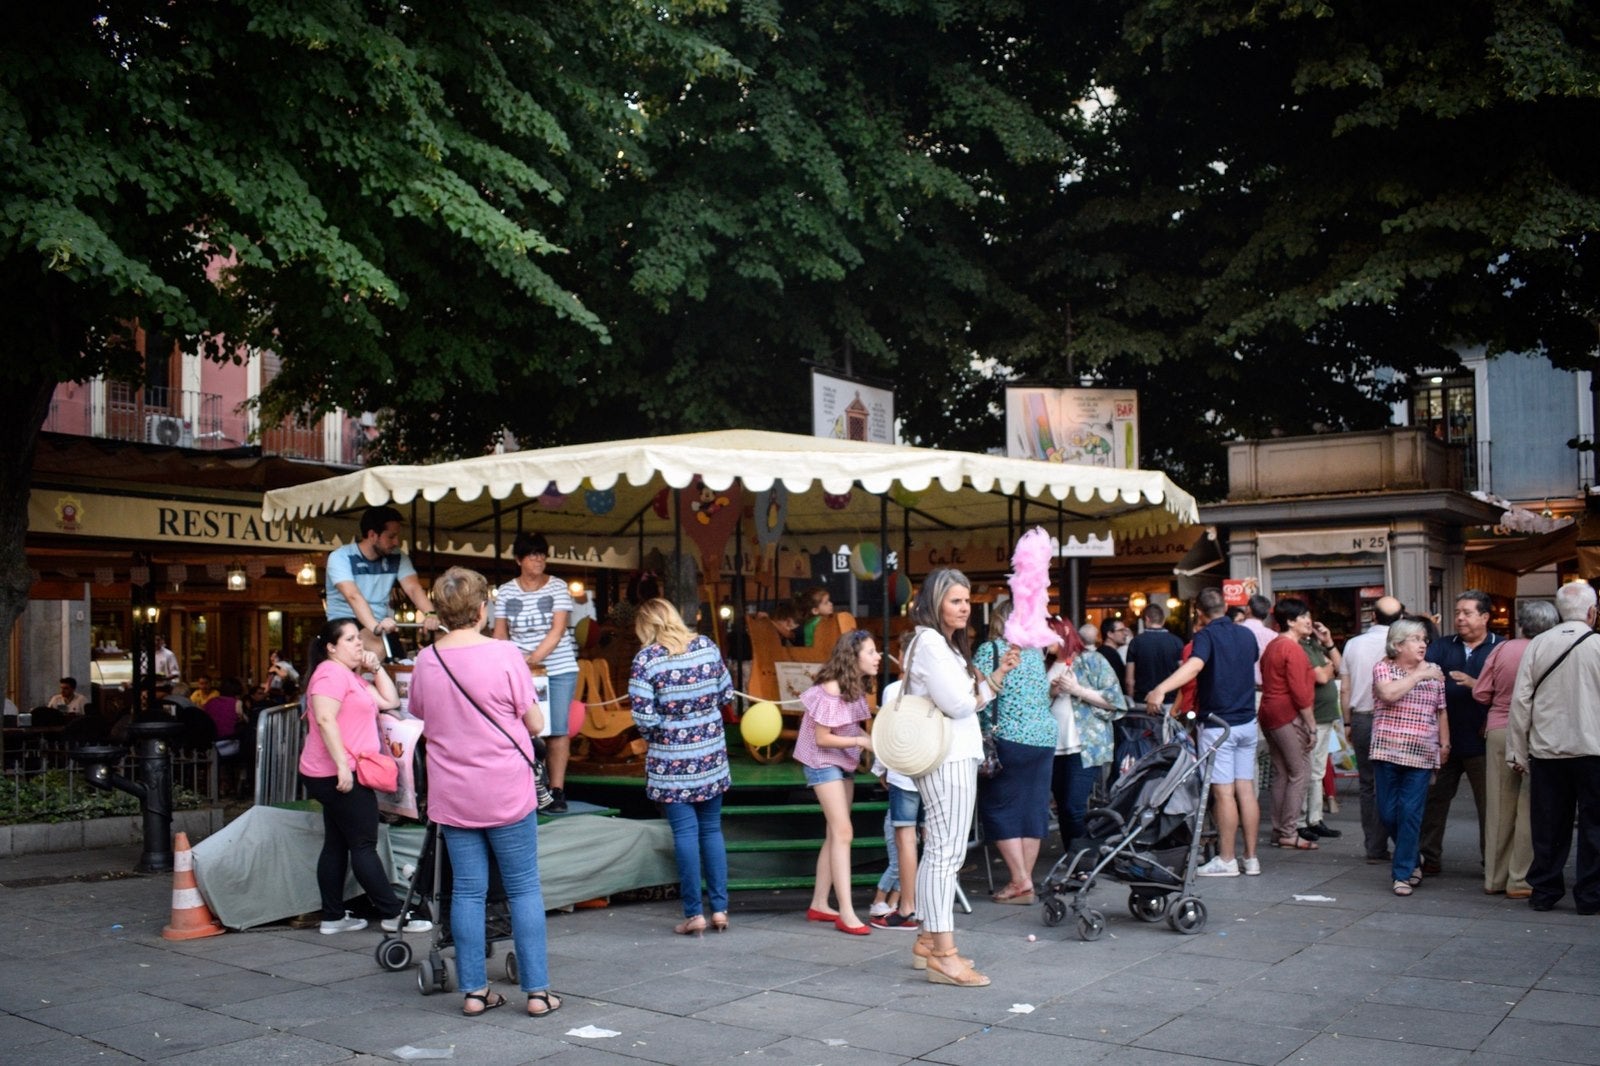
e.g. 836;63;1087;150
319;912;368;934
1241;857;1261;876
1196;856;1240;878
868;901;893;918
380;915;434;934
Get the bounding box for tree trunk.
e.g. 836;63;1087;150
1;373;57;762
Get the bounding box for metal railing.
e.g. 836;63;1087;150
253;702;306;807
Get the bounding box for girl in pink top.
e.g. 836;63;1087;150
300;617;406;935
406;567;559;1020
794;629;880;935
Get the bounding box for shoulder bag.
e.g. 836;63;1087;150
873;633;953;778
430;646;554;810
1530;628;1599;706
347;748;399;793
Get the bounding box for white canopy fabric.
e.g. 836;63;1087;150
261;429;1197;566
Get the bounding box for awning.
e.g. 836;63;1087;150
1468;520;1580;576
261;428;1199;566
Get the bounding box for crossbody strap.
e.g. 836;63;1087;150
1530;628;1599;706
429;646;540;774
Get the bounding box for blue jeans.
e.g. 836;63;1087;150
441;811;551;994
547;671;578;735
1375;760;1432;884
662;795;729;918
1052;752;1100;854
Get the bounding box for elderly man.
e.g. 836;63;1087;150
1420;590;1500;876
1239;594;1277;690
326;504;441;656
1506;581;1600;914
1339;596;1404;863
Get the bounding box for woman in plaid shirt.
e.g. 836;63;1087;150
1371;617;1452;897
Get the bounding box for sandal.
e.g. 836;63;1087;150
992;883;1036;905
526;990;562;1017
710;912;729;932
674;915;708;936
1406;868;1423;888
1274;836;1318;850
462;990;507;1017
925;947;990;987
1392;880;1413;897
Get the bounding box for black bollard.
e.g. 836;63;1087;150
71;718;186;873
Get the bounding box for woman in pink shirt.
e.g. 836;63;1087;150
1372;617;1450;897
409;567;560;1019
1474;600;1559;898
300;617;407;935
794;629;880;935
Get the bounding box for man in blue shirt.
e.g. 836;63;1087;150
326;505;440;655
1147;587;1262;877
1419;590;1499;876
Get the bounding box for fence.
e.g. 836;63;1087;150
2;738;222;814
254;702;306;807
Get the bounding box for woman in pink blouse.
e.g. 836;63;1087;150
794;629;880;935
1371;617;1451;897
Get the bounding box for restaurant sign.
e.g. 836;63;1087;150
30;488;330;551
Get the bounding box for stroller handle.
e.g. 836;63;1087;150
1178;710;1233;746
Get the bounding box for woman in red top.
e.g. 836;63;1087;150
1259;598;1318;853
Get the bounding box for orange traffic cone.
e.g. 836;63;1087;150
162;832;224;940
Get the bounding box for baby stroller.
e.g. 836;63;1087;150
1040;714;1229;941
376;818;521;995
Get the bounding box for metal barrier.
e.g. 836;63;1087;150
253;703;306;807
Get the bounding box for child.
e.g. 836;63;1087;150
797;587;834;647
794;629;879;934
868;750;922;931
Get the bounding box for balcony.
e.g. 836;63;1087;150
1227;427;1465;501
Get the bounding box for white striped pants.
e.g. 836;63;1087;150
915;757;978;934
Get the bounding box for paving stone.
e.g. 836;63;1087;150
1133;1014;1317;1065
1505;988;1600;1027
919;1023;1118;1064
1475;1016;1600;1063
1330;1001;1501;1050
157;1031;356;1065
1285;1032;1471;1065
712;1033;912;1064
692;988;871;1036
75;1005;267;1061
21;990;194;1036
1362;974;1520;1017
604;974;766;1014
790;1004;985;1058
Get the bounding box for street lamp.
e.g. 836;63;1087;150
296;561;318;586
226;564;248;592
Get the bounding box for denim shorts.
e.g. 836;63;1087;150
803;764;847;787
886;783;921;827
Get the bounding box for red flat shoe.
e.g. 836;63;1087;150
806;907;839;923
834;916;872;936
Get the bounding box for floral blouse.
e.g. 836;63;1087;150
974;639;1057;749
629;636;733;804
1058;650;1128;768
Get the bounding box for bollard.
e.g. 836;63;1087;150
70;718;186;873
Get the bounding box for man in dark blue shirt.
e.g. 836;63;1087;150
1419;591;1499;875
1147;587;1261;877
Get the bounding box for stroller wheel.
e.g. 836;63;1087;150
376;937;413;972
1167;896;1207;935
504;950;518;984
1128;892;1169;922
1076;909;1106;942
1042;896;1067;927
442;956;458;993
417;959;436;996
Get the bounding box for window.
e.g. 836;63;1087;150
1412;375;1477;486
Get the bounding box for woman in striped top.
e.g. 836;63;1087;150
1371;617;1451;897
629;599;734;934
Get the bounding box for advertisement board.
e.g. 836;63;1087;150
1004;387;1139;468
811;369;895;443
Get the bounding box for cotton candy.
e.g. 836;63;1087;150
1003;526;1057;648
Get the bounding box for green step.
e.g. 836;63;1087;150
726;837;887;854
722;801;888;817
728;873;883;891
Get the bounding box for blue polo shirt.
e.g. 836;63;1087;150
1190;616;1260;726
325;542;416;623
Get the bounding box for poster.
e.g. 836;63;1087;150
1004;387;1139;468
811;369;895;443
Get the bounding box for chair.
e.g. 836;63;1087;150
573;659;645;761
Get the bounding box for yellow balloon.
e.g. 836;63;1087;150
741;702;783;747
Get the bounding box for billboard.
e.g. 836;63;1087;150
812;369;895;443
1004;387;1139;468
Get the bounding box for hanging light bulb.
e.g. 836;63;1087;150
296;561;318;586
227;564;248;592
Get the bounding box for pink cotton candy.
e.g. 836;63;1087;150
1003;527;1057;649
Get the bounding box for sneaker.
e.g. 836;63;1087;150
380;915;434;934
547;787;568;814
868;901;893;918
870;911;921;931
1196;856;1239;878
1241;857;1261;876
319;912;368;934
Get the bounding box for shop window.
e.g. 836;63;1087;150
1411;375;1478;487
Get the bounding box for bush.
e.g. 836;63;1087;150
0;770;209;825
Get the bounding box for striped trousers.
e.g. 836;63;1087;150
915;757;979;934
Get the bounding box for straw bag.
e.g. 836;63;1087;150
873;635;951;778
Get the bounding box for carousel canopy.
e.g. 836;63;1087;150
260;429;1198;569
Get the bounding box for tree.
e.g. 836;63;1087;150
0;0;735;696
1006;0;1600;494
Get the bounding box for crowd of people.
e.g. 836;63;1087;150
283;507;1597;1010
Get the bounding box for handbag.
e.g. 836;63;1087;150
873;634;953;778
348;748;399;793
431;646;555;810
